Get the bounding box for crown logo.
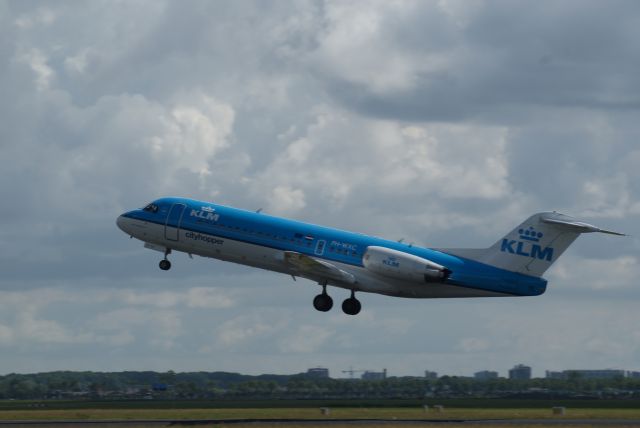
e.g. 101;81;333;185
519;226;543;242
201;206;215;212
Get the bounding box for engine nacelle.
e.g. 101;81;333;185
363;246;451;283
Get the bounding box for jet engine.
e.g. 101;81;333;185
363;246;451;283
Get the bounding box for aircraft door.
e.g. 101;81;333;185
314;239;326;256
165;203;186;241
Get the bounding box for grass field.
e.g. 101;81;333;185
1;399;640;427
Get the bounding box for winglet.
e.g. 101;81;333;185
540;213;626;236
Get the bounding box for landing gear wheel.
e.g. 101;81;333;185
159;259;171;271
342;291;361;315
313;293;333;312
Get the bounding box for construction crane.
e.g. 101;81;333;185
341;367;367;379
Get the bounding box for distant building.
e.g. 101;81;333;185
306;368;330;378
566;369;625;379
546;369;626;380
627;371;640;379
424;371;438;380
509;364;531;380
361;369;387;380
474;370;499;380
545;371;565;379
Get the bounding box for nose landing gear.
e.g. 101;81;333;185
159;248;172;271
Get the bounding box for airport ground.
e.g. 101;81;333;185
2;400;640;427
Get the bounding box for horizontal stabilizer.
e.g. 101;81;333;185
540;212;626;236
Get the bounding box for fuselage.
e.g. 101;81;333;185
116;197;547;300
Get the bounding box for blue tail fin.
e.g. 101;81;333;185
440;212;624;277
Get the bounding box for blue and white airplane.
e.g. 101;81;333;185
116;197;623;315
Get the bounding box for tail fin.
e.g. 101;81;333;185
441;212;624;277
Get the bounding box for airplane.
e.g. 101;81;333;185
116;197;624;315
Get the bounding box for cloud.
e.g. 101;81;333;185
0;1;638;377
17;308;93;345
279;325;333;353
249;107;513;243
0;324;14;345
0;302;133;348
550;255;639;292
482;301;640;372
119;287;235;309
310;0;640;122
14;7;56;30
268;186;307;215
215;313;287;348
91;307;183;350
17;48;54;91
581;174;640;219
457;337;491;353
186;287;236;309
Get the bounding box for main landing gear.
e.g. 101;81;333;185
342;290;361;316
159;248;172;271
313;285;361;315
313;284;333;312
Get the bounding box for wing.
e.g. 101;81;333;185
284;251;356;284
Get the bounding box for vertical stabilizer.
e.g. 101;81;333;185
440;212;624;277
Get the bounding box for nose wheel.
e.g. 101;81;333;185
159;248;172;271
342;290;361;315
313;285;333;312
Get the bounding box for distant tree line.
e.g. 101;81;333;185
1;371;639;400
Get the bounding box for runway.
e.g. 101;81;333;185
1;419;640;427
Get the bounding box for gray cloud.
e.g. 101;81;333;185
0;0;638;377
309;1;640;122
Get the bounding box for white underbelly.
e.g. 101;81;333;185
141;222;290;273
135;221;506;299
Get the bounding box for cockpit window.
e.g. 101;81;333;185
143;203;159;213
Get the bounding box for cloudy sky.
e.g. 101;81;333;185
1;0;639;378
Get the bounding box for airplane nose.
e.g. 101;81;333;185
116;215;129;234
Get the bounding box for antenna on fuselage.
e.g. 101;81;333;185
256;208;263;213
